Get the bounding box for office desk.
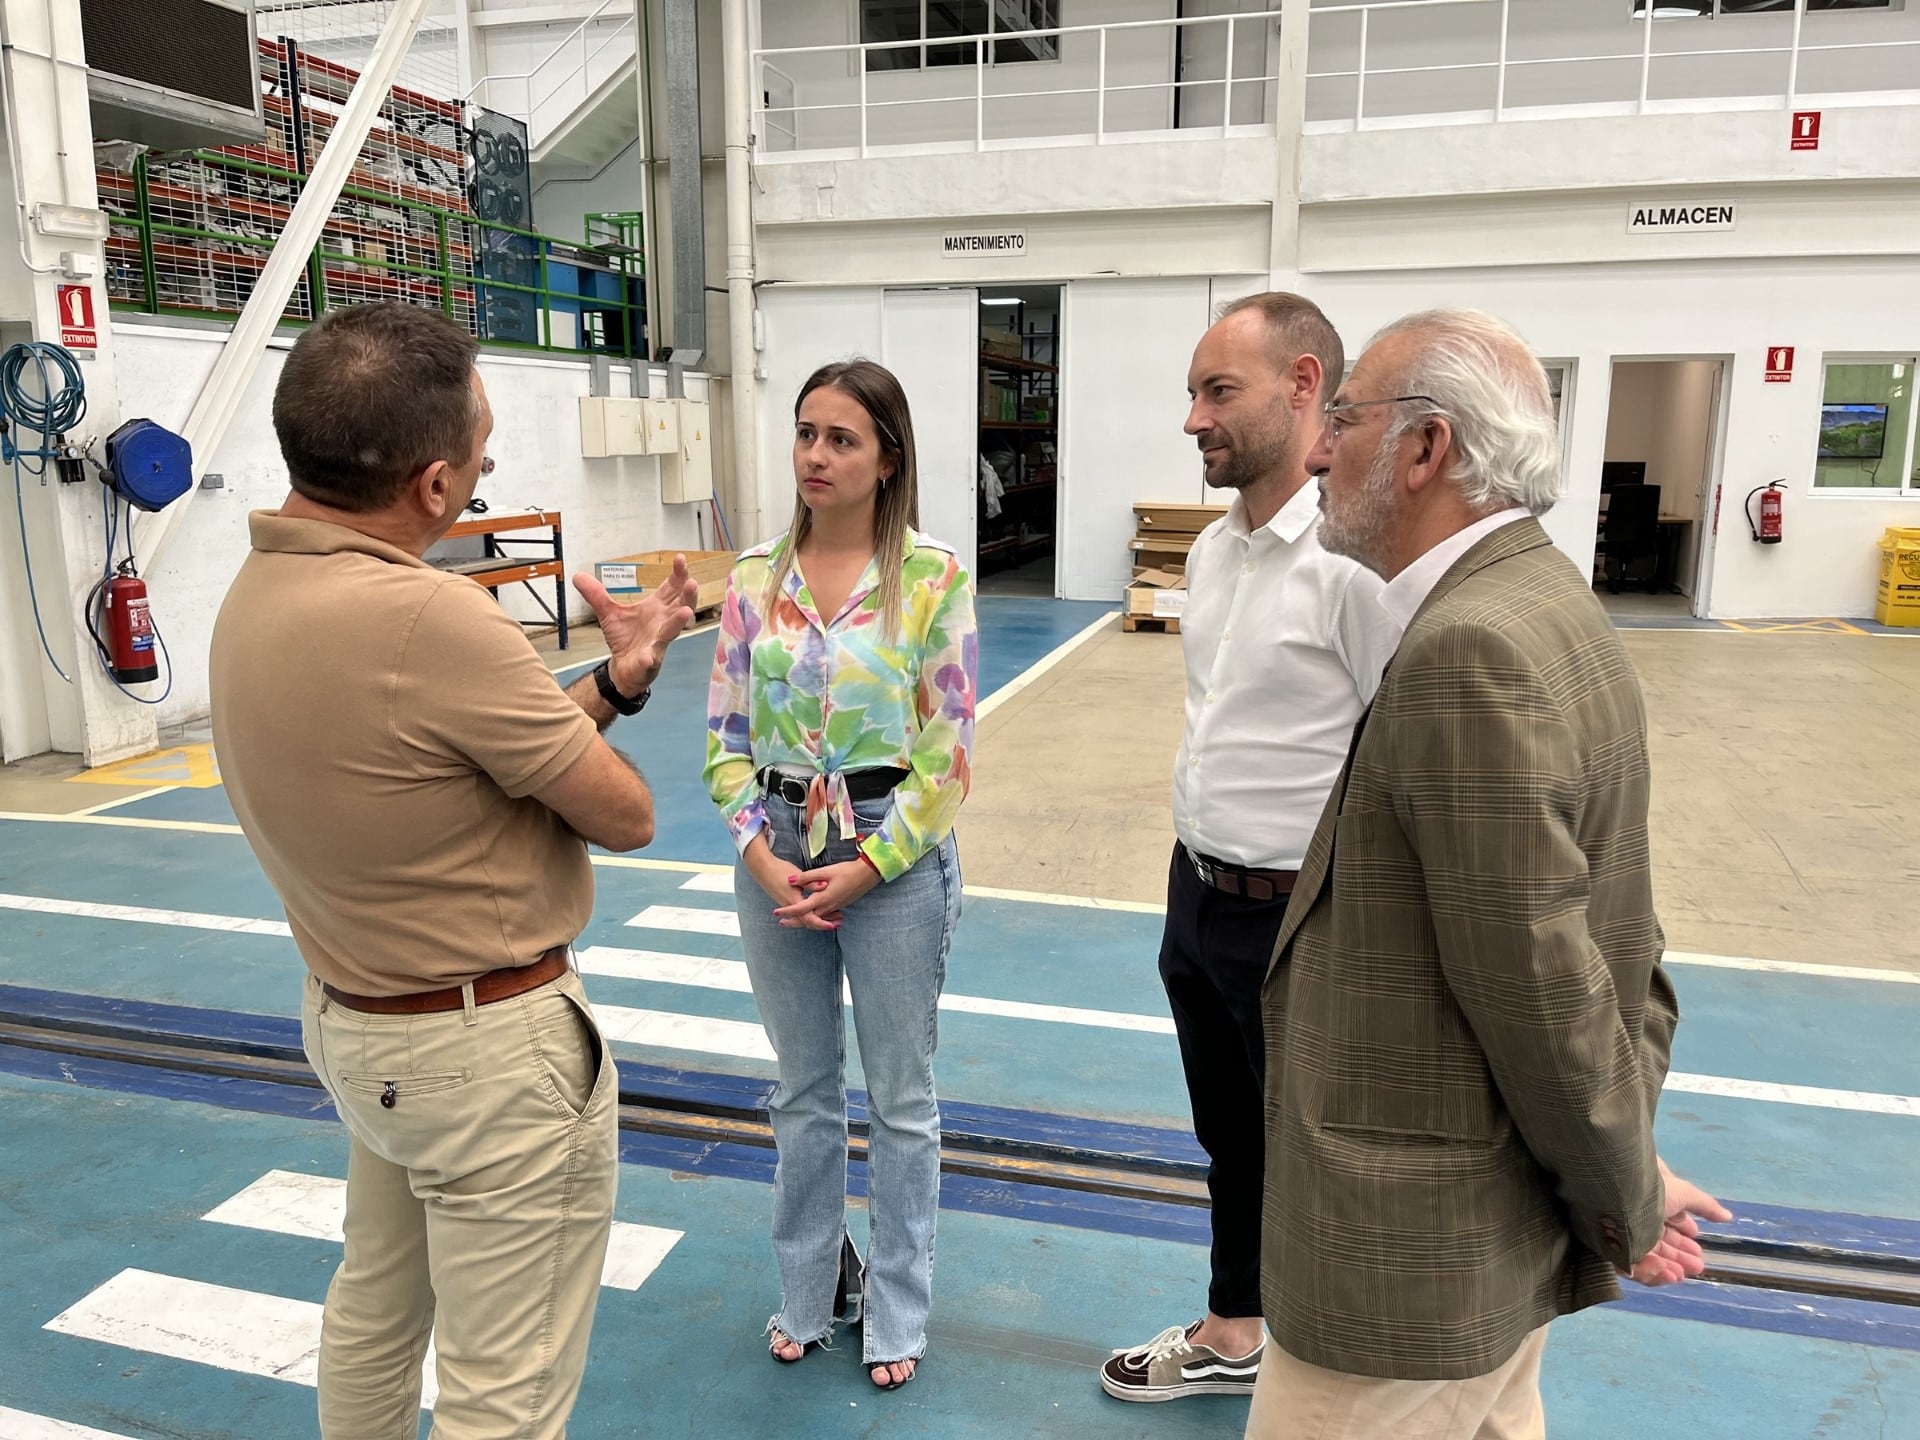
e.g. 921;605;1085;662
1595;512;1693;593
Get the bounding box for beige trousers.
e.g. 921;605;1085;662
300;969;619;1440
1245;1326;1549;1440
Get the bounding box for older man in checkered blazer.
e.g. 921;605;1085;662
1250;309;1728;1440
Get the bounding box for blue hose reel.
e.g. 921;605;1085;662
102;418;193;512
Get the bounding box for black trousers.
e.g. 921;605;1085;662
1158;840;1292;1320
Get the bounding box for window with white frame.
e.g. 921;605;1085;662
1812;358;1920;493
860;1;1060;73
1630;2;1896;18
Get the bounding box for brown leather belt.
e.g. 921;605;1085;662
1187;847;1297;903
322;946;570;1015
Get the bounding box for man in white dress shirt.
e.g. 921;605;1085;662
1101;293;1404;1405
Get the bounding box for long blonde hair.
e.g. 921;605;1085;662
769;360;921;639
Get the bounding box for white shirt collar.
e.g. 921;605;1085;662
1227;481;1322;546
1378;507;1532;630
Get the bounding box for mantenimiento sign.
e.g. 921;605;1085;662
942;230;1028;256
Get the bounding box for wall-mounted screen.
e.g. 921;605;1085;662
1818;404;1888;460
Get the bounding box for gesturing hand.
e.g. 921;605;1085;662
774;860;882;930
1625;1158;1732;1288
572;556;698;697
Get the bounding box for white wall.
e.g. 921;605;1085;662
1059;276;1213;599
752;286;887;548
1300;256;1920;620
116;322;705;728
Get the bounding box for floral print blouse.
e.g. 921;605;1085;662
703;530;977;882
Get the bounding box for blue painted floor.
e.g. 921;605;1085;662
3;596;1918;1437
95;596;1119;864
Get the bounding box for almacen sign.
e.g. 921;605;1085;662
1627;202;1737;234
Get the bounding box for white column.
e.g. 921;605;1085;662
1268;0;1311;288
0;0;155;763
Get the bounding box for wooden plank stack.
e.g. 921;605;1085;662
1124;502;1226;634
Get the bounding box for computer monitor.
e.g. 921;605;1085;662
1600;461;1646;494
1818;404;1888;461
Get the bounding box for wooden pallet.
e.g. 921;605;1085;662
1122;613;1181;635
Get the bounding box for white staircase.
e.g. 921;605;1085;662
466;0;640;172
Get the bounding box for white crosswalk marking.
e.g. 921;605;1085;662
593;1001;776;1060
43;1269;442;1406
678;871;735;893
577;945;1179;1035
0;891;291;936
623;903;741;937
202;1170;684;1291
0;1407;142;1440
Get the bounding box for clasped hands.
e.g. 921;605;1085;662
745;838;881;931
1623;1158;1733;1288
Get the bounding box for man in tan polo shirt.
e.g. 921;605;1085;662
210;301;695;1440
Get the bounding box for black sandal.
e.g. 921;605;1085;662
869;1357;920;1391
767;1326;818;1364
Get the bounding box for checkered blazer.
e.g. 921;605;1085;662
1261;517;1679;1381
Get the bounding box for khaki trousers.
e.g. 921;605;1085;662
1245;1326;1549;1440
300;969;619;1440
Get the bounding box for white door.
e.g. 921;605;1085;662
883;288;979;576
1059;277;1213;600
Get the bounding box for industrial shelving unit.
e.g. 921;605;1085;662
96;36;646;357
977;302;1059;577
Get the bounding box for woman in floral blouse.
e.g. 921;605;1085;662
704;359;976;1392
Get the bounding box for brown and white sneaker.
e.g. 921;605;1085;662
1099;1321;1263;1402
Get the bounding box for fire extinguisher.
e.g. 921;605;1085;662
94;563;159;683
1745;481;1784;545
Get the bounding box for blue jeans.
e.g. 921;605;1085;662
735;791;961;1365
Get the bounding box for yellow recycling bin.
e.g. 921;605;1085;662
1876;527;1920;627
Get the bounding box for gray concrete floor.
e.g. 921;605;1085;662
960;619;1920;974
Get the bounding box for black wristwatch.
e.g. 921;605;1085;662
592;659;651;716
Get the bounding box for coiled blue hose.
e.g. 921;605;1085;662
4;340;89;681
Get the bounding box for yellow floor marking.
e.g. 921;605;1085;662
67;744;222;789
1717;617;1870;636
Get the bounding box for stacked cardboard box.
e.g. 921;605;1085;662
592;550;736;616
1124;502;1226;633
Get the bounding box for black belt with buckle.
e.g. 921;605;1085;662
758;766;909;807
1186;845;1297;903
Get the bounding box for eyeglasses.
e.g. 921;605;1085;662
1320;394;1439;440
479;456;496;476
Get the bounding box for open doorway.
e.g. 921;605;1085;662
1595;359;1724;619
976;285;1061;596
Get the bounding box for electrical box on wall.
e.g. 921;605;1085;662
579;397;646;457
640;399;680;456
661;399;714;504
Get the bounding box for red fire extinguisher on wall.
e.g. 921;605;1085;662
99;566;159;683
1746;481;1784;545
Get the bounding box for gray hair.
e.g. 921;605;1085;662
1370;308;1563;516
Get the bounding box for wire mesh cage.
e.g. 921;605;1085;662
96;2;644;354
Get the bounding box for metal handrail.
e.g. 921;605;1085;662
464;0;634;108
1302;0;1920;127
755;9;1284;156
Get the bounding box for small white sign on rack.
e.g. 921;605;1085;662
942;230;1027;258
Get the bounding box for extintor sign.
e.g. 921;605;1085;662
57;284;97;352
